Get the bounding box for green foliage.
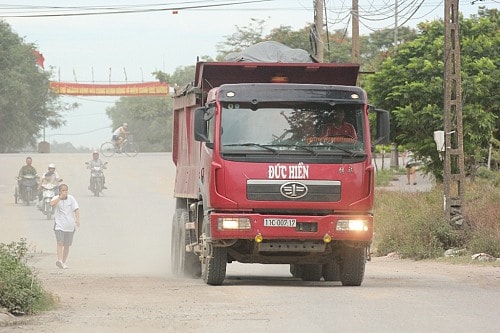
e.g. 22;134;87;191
109;67;196;152
216;18;266;59
153;65;196;88
106;96;172;152
215;18;417;70
268;25;312;52
366;9;499;181
374;168;400;187
0;20;66;153
360;26;417;71
0;239;55;315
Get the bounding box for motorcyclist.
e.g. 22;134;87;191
38;163;60;207
17;156;38;194
87;150;107;189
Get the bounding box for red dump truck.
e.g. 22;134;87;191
171;60;389;286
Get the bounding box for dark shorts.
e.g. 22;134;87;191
112;135;119;141
54;230;75;246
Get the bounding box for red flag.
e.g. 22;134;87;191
33;50;45;69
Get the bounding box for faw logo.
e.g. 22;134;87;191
280;182;308;199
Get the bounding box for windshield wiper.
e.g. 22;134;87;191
224;143;278;154
309;144;366;157
268;144;317;155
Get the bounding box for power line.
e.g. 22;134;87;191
47;126;111;137
0;0;273;18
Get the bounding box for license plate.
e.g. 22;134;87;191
264;218;297;227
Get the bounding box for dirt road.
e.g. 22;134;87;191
1;153;498;332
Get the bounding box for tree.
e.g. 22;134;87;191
0;20;66;153
216;18;266;59
105;66;199;153
267;25;312;52
360;27;417;71
365;9;499;180
153;65;197;91
106;96;172;152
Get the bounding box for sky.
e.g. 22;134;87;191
1;0;497;149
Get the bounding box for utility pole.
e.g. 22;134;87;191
443;0;465;227
314;0;324;62
352;0;360;63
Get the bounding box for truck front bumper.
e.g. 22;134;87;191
209;212;373;243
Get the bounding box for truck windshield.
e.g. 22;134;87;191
220;102;366;155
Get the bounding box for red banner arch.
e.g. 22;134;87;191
50;81;169;96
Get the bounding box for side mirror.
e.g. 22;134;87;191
374;108;390;145
194;106;214;149
194;107;208;142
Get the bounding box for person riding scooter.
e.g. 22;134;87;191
87;151;107;190
38;163;61;208
17;156;38;200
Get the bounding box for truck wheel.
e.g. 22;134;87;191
201;220;227;285
339;246;366;286
170;209;184;276
301;264;322;281
322;256;340;281
202;245;227;285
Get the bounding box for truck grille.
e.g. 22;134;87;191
247;179;341;202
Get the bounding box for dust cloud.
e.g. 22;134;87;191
0;152;175;277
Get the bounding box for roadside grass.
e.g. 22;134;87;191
0;239;56;315
374;168;405;187
374;170;500;261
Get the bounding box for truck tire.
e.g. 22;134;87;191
339;246;366;286
202;245;227;285
201;217;227;286
322;256;340;281
301;264;322;281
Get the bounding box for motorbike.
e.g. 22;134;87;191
86;162;107;197
15;174;39;205
40;180;62;220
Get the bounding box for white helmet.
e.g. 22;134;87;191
48;163;56;169
123;123;128;128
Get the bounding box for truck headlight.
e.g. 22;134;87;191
217;217;251;230
336;219;369;232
